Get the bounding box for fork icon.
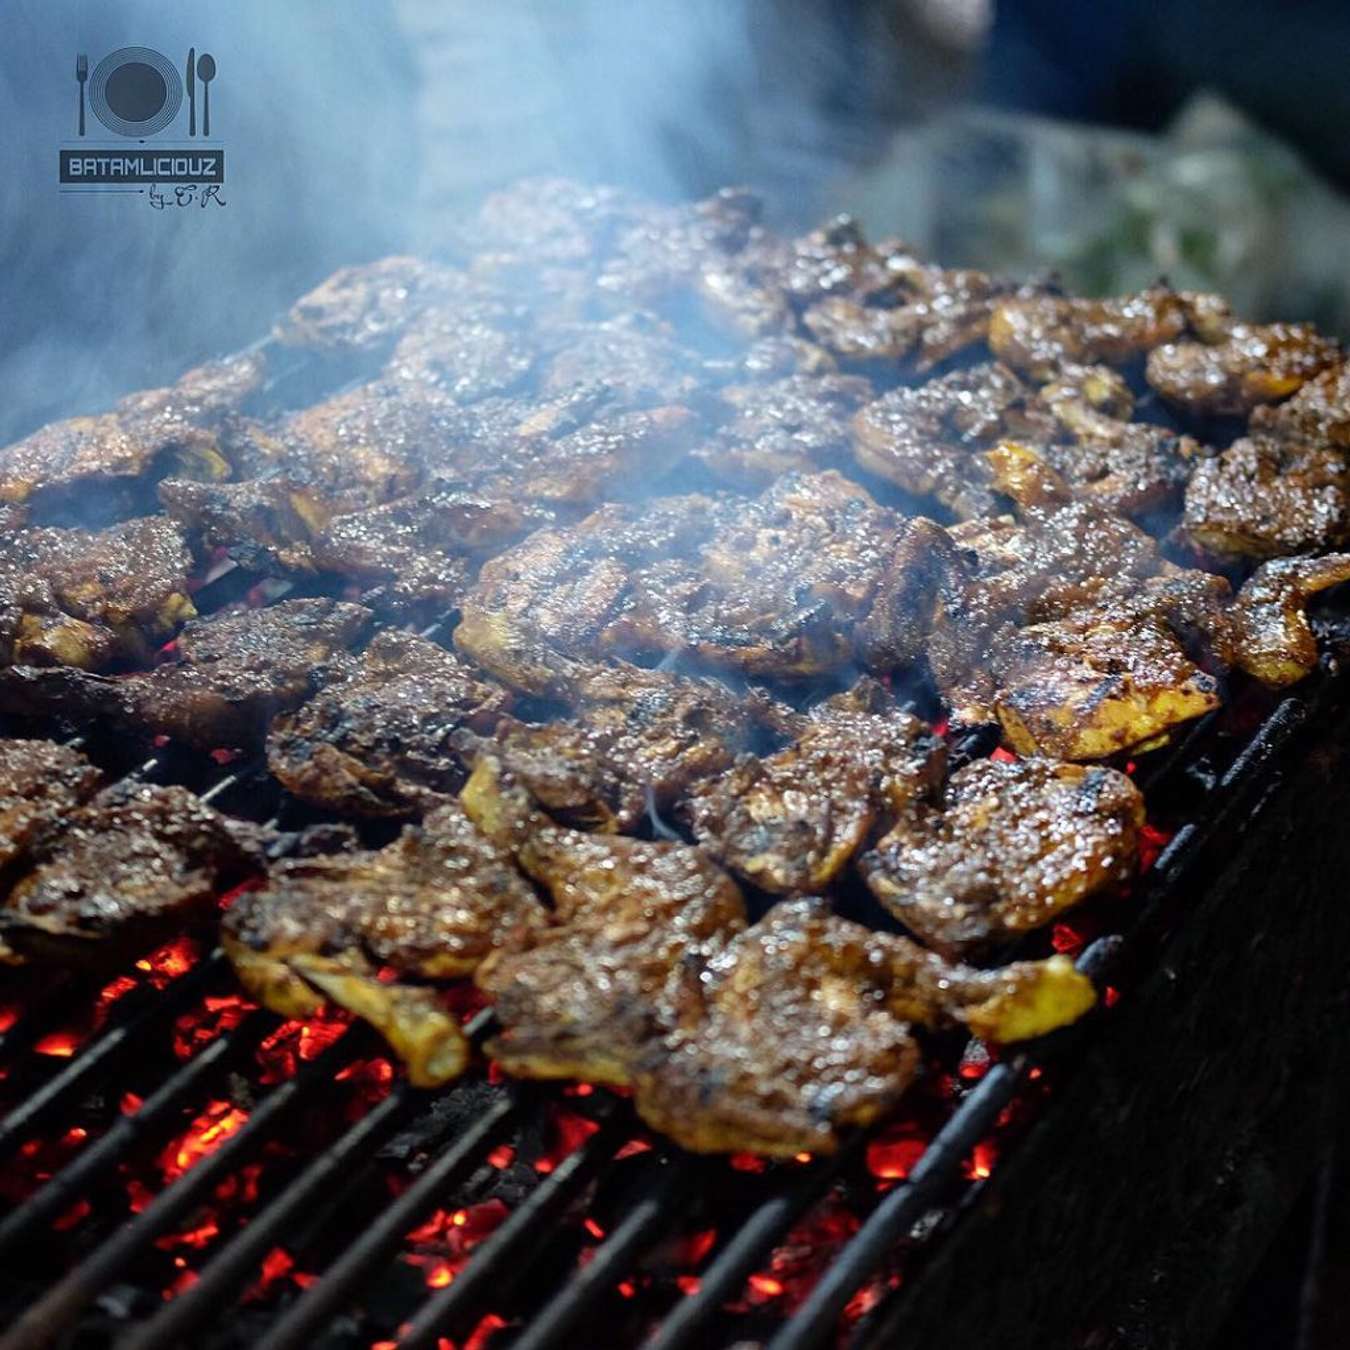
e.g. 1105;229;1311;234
76;52;88;136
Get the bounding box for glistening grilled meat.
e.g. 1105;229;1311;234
585;471;934;680
161;385;695;575
634;899;1096;1156
0;352;264;516
988;285;1227;381
224;799;541;1085
1146;323;1341;418
1183;363;1350;561
0;740;102;870
0;783;262;966
0;599;371;750
852;361;1195;522
273;256;477;355
684;680;945;894
861;757;1144;955
0;515;195;670
268;630;512;818
465;753;748;1087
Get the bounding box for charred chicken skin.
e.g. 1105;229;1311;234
224;799;542;1086
861;757;1144;955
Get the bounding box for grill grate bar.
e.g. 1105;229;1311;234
767;1062;1026;1350
398;1105;627;1350
0;1021;370;1350
122;1081;417;1350
642;1133;869;1350
0;949;230;1162
0;1009;272;1260
510;1154;699;1350
254;1092;518;1350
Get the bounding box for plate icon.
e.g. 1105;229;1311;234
89;47;183;137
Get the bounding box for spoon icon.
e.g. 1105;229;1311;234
196;52;216;136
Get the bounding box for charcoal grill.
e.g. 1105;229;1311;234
4;336;1350;1350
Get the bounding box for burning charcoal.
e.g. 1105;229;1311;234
224;800;541;1086
0;738;102;870
684;680;945;895
0;515;196;670
860;757;1144;956
0;598;371;751
0;782;263;966
268;629;513;818
632;898;1095;1156
1146;322;1341;418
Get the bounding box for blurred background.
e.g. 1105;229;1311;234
6;0;1350;438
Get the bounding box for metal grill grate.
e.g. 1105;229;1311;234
1;335;1344;1350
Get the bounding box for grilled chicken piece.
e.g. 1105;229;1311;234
537;313;703;408
311;486;553;616
1230;554;1350;686
989;285;1226;381
1182;435;1350;562
853;361;1193;522
684;680;945;894
986;589;1226;760
612;471;925;680
163;387;694;574
0;599;371;751
852;362;1054;519
1251;362;1350;448
384;295;537;402
463;178;649;276
461;471;945;688
224;800;542;1086
465;754;747;1087
465;663;787;833
695;373;872;489
861;758;1144;955
803;262;1006;371
635;899;1096;1156
268;630;511;818
0;353;263;514
0;740;102;870
274;256;475;354
594;190;775;312
456;493;729;698
0;783;261;965
1181;365;1350;562
0;516;195;669
1146;323;1341;418
923;466;1228;756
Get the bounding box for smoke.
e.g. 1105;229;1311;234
0;1;953;444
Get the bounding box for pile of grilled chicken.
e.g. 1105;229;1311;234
2;180;1348;1156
